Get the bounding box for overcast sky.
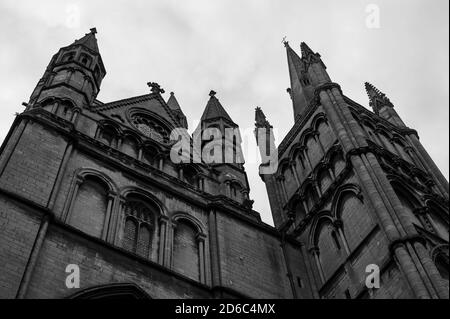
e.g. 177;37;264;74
0;0;448;225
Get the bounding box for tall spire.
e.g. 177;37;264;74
285;42;314;119
254;107;277;175
300;42;316;59
364;82;393;113
200;90;235;125
167;92;181;110
255;106;272;128
364;82;405;127
285;41;331;121
28;28;106;107
167;92;188;129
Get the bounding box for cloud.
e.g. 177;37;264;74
0;0;448;225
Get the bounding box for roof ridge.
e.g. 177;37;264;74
93;93;154;111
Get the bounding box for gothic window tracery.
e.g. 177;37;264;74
122;200;156;259
131;114;169;143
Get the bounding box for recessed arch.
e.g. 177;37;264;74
331;184;363;219
76;168;118;194
119;187;166;217
67;283;152;299
171;212;206;236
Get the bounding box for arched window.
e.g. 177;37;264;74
434;249;449;282
318;169;333;194
331;152;346;177
379;132;397;154
70;176;109;238
68;283;152;299
121;199;157;260
362;123;380;145
304;184;318;212
436;254;449;282
427;203;449;241
317;119;335;150
306;135;321;167
336;192;374;251
293;199;306;221
292;147;307;179
173;220;200;281
281;162;296;194
131;114;169;143
62;52;75;62
94;65;101;80
183;165;199;188
121;135;139;158
142;145;158;167
98;125;118;148
393;139;413;163
315;220;343;280
80;53;92;67
229;181;243;202
392;185;423;228
56;100;74;120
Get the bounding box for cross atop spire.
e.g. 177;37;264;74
147;82;165;95
71;28;100;53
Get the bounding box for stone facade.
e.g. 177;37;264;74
0;30;448;299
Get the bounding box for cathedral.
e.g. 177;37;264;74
0;29;448;299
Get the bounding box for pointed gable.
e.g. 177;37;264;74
94;93;180;133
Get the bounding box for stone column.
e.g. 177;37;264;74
310;246;325;285
63;176;84;223
290;160;301;188
197;233;207;285
334;219;350;256
101;190;116;241
208;208;222;291
158;215;169;266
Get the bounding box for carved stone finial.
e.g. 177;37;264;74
286;88;292;100
209;90;216;97
147;82;165;95
90;27;97;35
282;36;289;47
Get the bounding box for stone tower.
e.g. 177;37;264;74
0;29;448;299
0;30;309;299
256;41;449;298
